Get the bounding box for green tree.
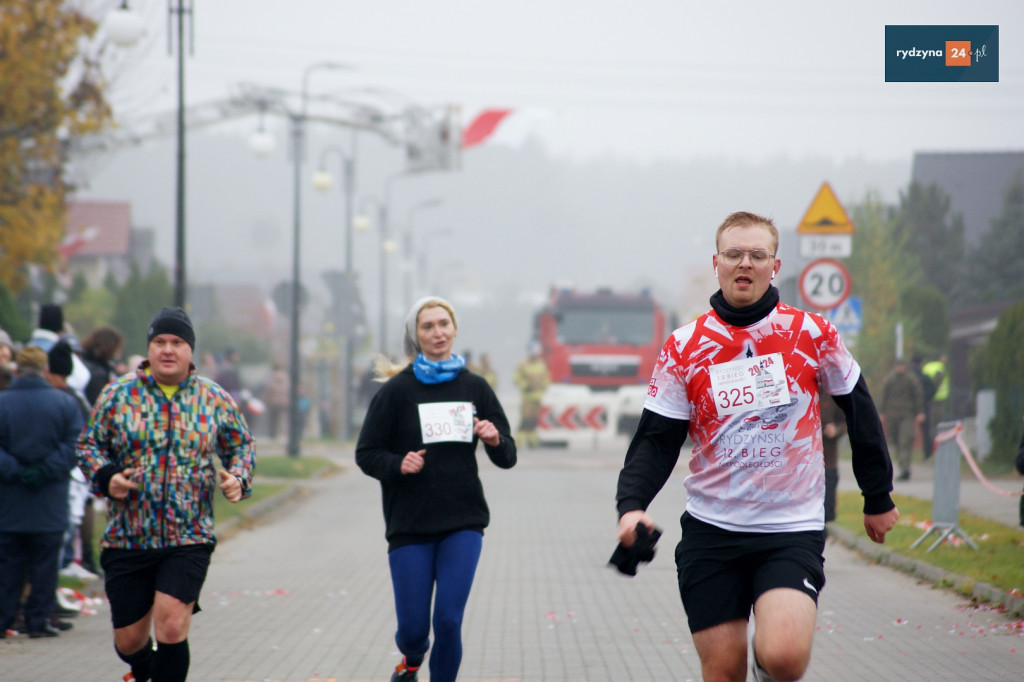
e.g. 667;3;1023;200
956;170;1024;305
112;263;174;356
66;287;116;335
900;284;950;358
0;1;113;293
0;280;30;341
892;182;965;293
845;192;907;388
974;299;1024;466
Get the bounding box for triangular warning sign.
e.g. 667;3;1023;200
797;182;855;234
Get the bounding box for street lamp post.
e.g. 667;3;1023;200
170;0;192;309
417;226;454;298
105;2;191;307
355;196;398;356
402;199;443;310
312;132;358;439
286;61;347;457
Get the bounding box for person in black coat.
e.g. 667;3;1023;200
356;296;516;682
0;346;83;638
79;326;125;407
1015;416;1024;527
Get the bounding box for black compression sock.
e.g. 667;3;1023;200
116;638;154;682
152;639;190;682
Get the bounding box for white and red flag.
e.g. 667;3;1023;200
58;226;100;260
461;108;550;149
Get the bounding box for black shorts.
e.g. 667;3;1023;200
675;513;826;634
101;545;214;629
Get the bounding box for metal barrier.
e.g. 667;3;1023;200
909;421;979;552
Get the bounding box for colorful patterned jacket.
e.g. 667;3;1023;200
77;361;255;550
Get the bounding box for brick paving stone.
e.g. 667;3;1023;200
1;442;1020;681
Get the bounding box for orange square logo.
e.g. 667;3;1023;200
946;41;971;66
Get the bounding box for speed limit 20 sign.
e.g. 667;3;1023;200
799;258;851;310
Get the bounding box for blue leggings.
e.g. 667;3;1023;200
388;530;482;682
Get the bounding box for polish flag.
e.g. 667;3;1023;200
58;226;100;260
462;108;549;149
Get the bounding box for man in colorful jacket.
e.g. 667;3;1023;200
78;306;255;682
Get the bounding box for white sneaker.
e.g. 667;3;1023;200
59;563;100;581
751;652;777;682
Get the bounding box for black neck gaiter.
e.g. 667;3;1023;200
709;286;779;327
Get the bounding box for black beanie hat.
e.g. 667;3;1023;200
39;303;64;333
48;340;74;377
147;306;196;350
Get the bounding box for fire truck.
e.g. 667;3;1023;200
531;287;670;446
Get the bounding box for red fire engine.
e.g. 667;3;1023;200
532;287;670;443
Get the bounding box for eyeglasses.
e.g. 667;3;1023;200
717;248;775;267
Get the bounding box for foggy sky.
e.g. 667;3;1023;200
74;0;1022;379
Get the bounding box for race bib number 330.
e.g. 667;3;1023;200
708;353;790;417
418;401;474;444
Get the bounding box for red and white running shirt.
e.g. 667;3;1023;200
644;303;860;532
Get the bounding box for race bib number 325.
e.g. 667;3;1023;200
418;401;474;444
708;353;790;417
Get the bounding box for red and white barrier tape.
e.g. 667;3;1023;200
935;423;1024;497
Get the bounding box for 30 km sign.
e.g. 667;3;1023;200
799;258;851;310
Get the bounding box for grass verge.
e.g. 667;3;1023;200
255;455;339;479
834;490;1024;599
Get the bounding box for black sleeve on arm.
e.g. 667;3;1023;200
832;373;896;515
616;408;689;517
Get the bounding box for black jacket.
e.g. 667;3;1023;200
356;366;516;550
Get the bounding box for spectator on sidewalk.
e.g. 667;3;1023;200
1016;415;1024;528
922;353;950;426
0;346;83;639
820;389;848;524
0;329;15;391
910;353;938;459
513;342;550;448
880;358;926;482
78;307;255;682
45;342;97;585
261;363;290;441
27;303;91;396
80;325;125;407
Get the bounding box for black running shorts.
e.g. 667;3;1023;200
101;544;213;629
674;512;825;634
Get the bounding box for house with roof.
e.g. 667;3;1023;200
63;199;155;288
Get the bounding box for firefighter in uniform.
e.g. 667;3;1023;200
513;343;550;448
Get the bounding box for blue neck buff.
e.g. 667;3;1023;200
412;352;466;384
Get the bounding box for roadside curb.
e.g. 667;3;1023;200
216;483;304;541
828;523;1024;618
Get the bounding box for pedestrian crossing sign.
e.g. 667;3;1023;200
828;296;862;333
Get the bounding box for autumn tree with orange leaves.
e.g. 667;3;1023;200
0;1;113;293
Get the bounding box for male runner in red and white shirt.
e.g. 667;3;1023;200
616;211;899;682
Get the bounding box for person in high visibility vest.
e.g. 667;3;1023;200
922;354;949;445
513;343;550;448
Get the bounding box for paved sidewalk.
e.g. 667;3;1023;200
2;442;1022;681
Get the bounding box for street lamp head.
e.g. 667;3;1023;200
106;3;146;48
312;170;334;192
249;129;276;157
382;239;398;255
353;215;372;232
